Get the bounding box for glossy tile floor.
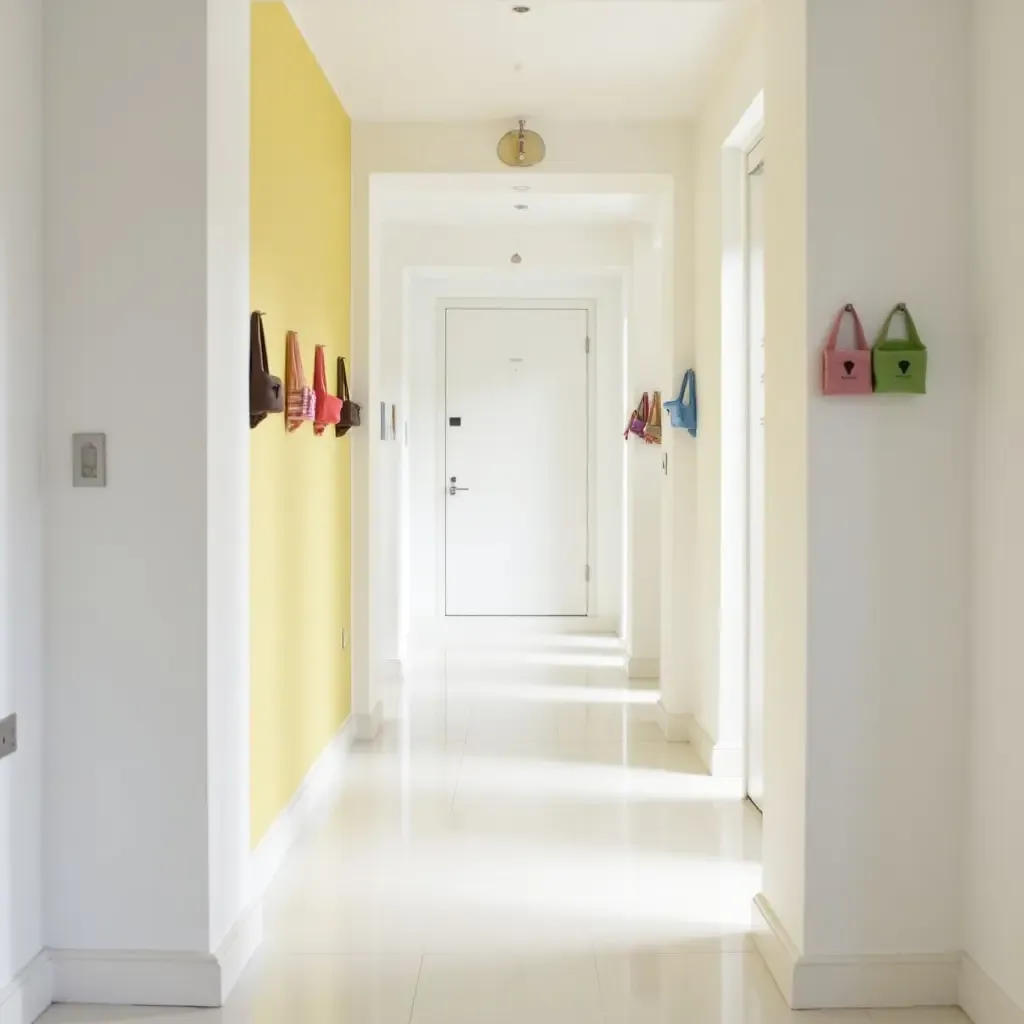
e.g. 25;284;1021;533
42;642;970;1023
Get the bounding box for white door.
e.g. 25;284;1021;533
745;140;766;811
444;307;589;617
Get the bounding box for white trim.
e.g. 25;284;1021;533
961;956;1024;1024
51;949;221;1008
248;715;358;905
751;893;798;1006
215;901;263;1004
0;952;53;1024
688;715;745;778
655;702;690;742
627;656;659;680
354;700;385;741
752;895;961;1010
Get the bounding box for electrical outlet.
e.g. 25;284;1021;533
0;713;17;762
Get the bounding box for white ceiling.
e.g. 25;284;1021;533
372;173;669;225
286;0;753;122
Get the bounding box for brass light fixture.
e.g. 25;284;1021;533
497;119;546;168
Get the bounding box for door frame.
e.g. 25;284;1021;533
743;135;766;811
435;297;599;628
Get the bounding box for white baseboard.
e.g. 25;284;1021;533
51;949;222;1008
248;714;357;904
655;702;690;742
961;955;1024;1024
354;700;384;741
688;716;744;777
215;901;262;1003
752;894;960;1009
627;656;659;680
0;952;53;1024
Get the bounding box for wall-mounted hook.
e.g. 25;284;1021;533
844;303;855;312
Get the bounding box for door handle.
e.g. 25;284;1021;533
448;476;469;496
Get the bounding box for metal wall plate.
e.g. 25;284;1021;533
0;713;17;762
73;433;107;487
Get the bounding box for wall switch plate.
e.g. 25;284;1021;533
0;713;17;762
73;433;107;487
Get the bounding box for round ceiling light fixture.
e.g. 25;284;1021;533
497;119;546;167
514;204;529;211
512;185;531;192
511;253;523;264
512;5;530;12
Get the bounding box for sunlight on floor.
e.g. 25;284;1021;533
39;641;969;1023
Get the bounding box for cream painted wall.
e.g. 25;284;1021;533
965;0;1024;1014
352;123;693;719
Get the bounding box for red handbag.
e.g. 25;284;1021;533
313;345;342;436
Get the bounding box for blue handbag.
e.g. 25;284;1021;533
664;370;697;437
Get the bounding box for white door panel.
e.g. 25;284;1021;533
445;307;589;617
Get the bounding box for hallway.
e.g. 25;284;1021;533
44;646;965;1023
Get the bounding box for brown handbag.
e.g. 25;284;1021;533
335;357;362;437
249;311;284;429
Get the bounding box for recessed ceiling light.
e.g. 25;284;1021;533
512;185;531;193
514;204;529;211
512;5;530;13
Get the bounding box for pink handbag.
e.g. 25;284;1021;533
822;304;872;396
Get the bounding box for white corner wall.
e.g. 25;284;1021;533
43;0;253;1001
965;0;1024;1017
0;0;45;1005
759;0;972;985
692;4;764;761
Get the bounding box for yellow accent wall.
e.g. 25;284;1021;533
250;2;351;847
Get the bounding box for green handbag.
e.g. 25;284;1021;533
872;303;927;394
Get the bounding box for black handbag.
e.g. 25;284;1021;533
335;357;361;437
249;311;284;429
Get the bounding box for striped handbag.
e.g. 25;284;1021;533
285;331;315;432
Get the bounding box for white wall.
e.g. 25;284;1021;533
204;0;251;957
353;122;693;717
0;0;45;1000
379;223;631;648
965;0;1024;1014
760;0;971;971
692;6;763;763
43;0;251;983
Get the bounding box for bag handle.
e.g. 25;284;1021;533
677;369;694;404
313;345;328;393
684;370;696;407
825;304;869;352
250;311;270;377
286;331;307;389
337;357;351;402
876;303;924;349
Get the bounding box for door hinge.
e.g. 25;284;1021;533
585;564;590;583
585;336;590;354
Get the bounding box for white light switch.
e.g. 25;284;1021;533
73;433;107;487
